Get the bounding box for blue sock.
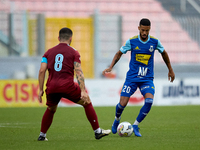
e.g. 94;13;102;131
136;98;153;123
115;103;125;119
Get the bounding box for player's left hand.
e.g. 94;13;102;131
168;70;175;82
38;90;44;103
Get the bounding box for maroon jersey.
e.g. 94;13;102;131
43;43;81;94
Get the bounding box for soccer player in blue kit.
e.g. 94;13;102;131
102;18;175;137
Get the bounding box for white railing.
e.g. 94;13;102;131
181;0;200;14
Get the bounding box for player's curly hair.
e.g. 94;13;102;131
139;18;151;26
59;27;73;41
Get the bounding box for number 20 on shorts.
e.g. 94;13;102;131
122;85;131;93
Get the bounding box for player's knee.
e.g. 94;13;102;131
77;98;91;107
119;96;130;107
48;105;57;112
83;101;91;107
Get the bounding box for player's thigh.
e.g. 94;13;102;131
46;93;62;107
62;83;82;104
139;81;155;97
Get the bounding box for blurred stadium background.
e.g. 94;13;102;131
0;0;200;107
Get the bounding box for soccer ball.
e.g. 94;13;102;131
117;122;133;137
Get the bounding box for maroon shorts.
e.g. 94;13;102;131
46;83;81;107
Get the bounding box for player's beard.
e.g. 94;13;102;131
140;33;148;41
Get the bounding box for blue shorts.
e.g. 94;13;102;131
120;80;155;97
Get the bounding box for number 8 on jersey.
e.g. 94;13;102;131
54;54;64;72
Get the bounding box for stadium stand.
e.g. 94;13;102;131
157;0;200;17
0;0;200;63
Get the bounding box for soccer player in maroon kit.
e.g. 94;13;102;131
37;27;111;141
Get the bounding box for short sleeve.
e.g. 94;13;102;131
120;39;131;54
156;39;165;53
41;57;47;63
74;51;81;63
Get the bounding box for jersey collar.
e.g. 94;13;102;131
138;35;150;44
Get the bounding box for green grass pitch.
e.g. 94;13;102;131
0;105;199;150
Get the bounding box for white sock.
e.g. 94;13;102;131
40;132;46;137
133;120;139;126
115;116;121;121
94;128;101;133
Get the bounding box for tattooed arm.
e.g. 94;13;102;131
74;61;89;103
74;61;86;91
102;50;123;75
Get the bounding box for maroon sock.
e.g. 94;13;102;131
40;108;55;134
84;103;100;130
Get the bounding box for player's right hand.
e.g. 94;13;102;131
38;90;44;103
102;68;112;75
168;70;175;82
